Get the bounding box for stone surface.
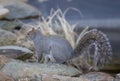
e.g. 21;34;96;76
0;46;33;60
0;71;14;81
1;61;80;80
115;73;120;81
2;2;40;19
0;0;28;5
12;24;35;50
41;72;114;81
116;73;120;78
0;29;17;45
0;55;10;68
0;8;9;19
80;72;114;81
4;72;114;81
0;20;22;31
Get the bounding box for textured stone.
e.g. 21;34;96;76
0;20;22;31
3;2;40;19
0;29;17;45
0;0;28;5
0;71;14;81
0;8;9;19
0;55;10;68
1;61;80;79
80;72;114;81
0;46;33;60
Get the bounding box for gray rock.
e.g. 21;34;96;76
0;21;22;31
0;29;17;45
1;61;80;79
0;46;33;60
0;7;9;19
3;2;40;19
0;0;28;5
0;72;14;81
33;72;114;81
116;73;120;78
80;72;114;81
114;73;120;81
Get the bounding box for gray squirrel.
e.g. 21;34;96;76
26;28;73;63
26;28;112;70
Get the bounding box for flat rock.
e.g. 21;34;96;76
0;71;14;81
0;46;33;60
0;0;28;5
0;61;80;79
40;72;114;81
2;2;40;19
80;72;114;81
0;29;17;45
0;55;10;68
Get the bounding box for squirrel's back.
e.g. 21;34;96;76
43;35;73;63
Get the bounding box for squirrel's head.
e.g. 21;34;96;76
26;28;42;40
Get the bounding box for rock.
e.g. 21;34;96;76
0;55;10;68
80;72;114;81
0;55;14;80
0;29;17;45
116;73;120;78
17;76;42;81
42;74;90;81
0;61;80;80
42;72;114;81
115;73;120;81
0;71;14;81
0;46;33;60
0;8;9;19
0;0;28;5
0;22;34;49
0;20;22;31
1;2;40;19
12;25;35;50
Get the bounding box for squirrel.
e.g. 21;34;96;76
26;28;73;63
26;28;112;71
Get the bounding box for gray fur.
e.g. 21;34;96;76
27;29;73;63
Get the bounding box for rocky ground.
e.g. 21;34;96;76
0;0;120;81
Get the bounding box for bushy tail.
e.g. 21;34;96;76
73;29;112;70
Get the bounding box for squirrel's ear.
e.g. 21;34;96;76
31;28;35;32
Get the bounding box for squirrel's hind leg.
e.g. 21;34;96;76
44;54;56;63
45;47;57;63
44;46;56;63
